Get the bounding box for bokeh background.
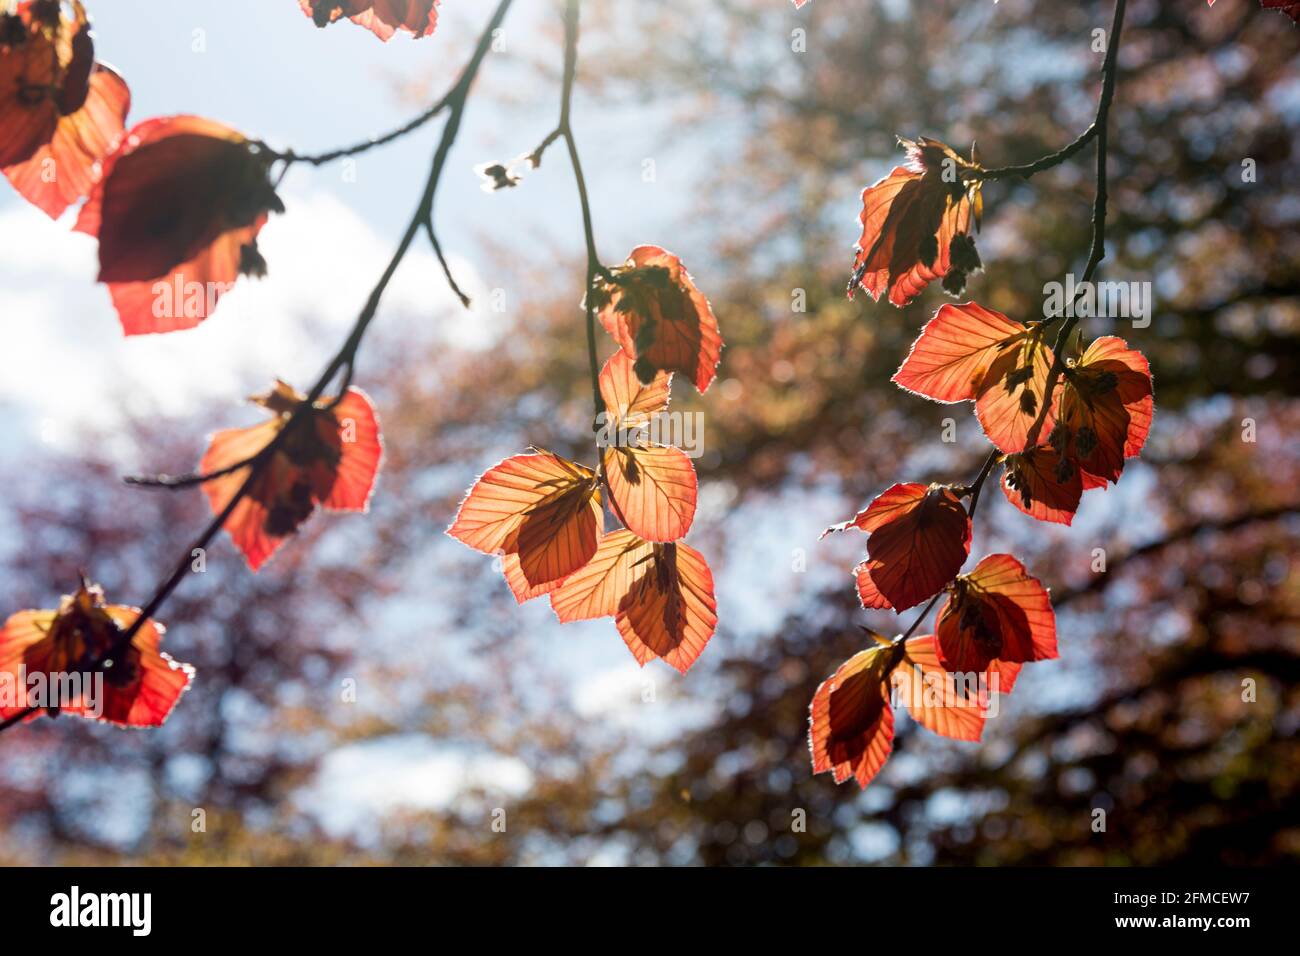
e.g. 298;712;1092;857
0;0;1297;865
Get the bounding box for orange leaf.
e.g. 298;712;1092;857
838;482;971;611
1000;446;1084;525
300;1;441;41
0;12;61;168
595;246;722;393
893;302;1027;403
852;561;893;610
935;553;1058;675
1052;336;1153;486
614;541;717;673
549;529;653;622
972;328;1057;455
448;450;602;592
893;635;986;741
597;349;697;541
598;348;671;428
202;381;384;571
0;581;193;728
4;62;129;218
849;138;981;307
75;114;283;335
809;645;895;788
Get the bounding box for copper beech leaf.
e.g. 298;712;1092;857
202;381;383;572
893;635;988;742
895;303;1057;454
75;115;284;335
1000;446;1084;526
595;246;722;394
934;553;1058;676
827;482;972;611
1;6;131;218
598;350;697;542
448;450;603;599
300;1;441;41
849;137;982;306
0;581;192;728
549;530;718;674
1052;336;1153;488
809;644;895;788
810;634;989;789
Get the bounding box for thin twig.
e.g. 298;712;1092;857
0;0;519;738
886;0;1128;651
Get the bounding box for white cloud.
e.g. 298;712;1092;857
296;734;532;840
0;186;496;452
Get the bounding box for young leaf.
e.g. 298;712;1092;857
595;246;722;393
972;328;1056;455
809;644;895;788
893;302;1028;403
1052;336;1153;487
300;1;441;41
597;350;698;542
893;634;987;742
3;36;130;218
835;482;972;611
934;553;1058;675
1000;446;1084;525
448;450;603;594
75;115;284;335
849;137;982;306
614;541;717;674
202;381;383;572
0;581;193;728
549;529;653;623
852;562;893;610
0;7;63;168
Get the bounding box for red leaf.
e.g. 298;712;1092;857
894;302;1027;403
614;541;717;674
597;350;697;541
4;49;130;218
852;562;893;610
75;115;283;335
500;552;564;604
549;529;653;623
1052;336;1153;487
300;1;441;40
0;13;61;168
972;327;1057;455
596;246;722;393
849;138;981;307
0;581;193;728
935;553;1058;675
809;645;895;788
1000;446;1084;525
202;381;383;571
837;482;972;610
893;635;987;742
448;450;603;593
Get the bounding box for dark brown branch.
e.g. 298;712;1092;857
1023;0;1125;449
885;0;1129;651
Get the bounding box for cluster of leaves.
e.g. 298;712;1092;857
810;131;1154;789
449;247;724;674
0;1;428;729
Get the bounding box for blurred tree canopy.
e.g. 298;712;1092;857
0;0;1296;865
